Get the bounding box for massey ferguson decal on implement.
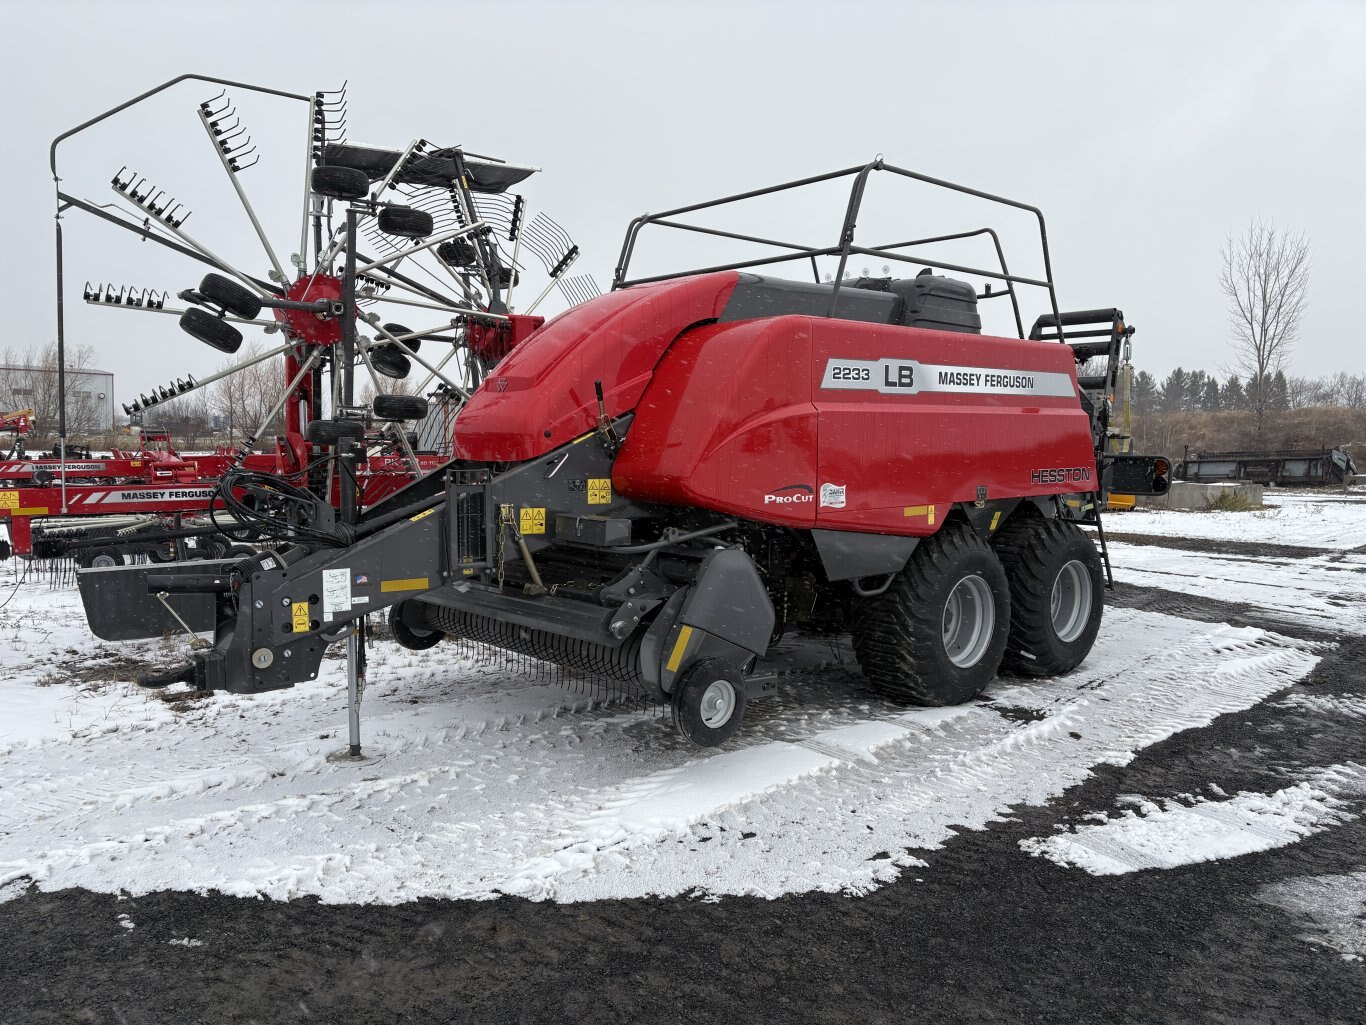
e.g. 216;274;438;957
77;149;1168;748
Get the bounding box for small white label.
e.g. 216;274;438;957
820;483;847;509
322;568;351;619
351;596;370;606
259;557;277;571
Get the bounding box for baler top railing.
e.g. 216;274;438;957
612;159;1063;342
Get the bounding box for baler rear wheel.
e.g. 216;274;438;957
672;658;747;748
993;517;1103;677
852;524;1010;706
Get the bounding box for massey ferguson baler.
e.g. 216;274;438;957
78;159;1168;747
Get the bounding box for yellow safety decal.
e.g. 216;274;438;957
380;577;430;593
291;601;310;633
989;511;1002;532
519;507;546;534
587;478;612;505
0;491;17;509
903;504;937;526
130;460;142;468
13;507;48;516
666;625;694;674
409;507;436;523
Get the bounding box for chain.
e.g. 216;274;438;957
497;503;512;591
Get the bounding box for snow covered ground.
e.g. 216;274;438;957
0;491;1361;909
1107;490;1366;549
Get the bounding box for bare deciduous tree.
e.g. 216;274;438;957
1219;220;1310;444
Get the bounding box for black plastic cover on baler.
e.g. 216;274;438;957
889;273;981;333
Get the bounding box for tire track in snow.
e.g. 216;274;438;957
0;608;1319;904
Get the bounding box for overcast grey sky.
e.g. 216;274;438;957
3;0;1364;414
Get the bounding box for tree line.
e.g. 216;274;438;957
1133;368;1366;417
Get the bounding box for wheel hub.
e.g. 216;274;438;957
273;274;345;345
700;679;737;729
942;574;995;668
1050;559;1093;643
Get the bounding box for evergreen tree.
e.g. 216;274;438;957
1202;377;1221;411
1186;370;1207;411
1133;371;1158;415
1223;375;1246;410
1269;370;1289;411
1161;368;1188;412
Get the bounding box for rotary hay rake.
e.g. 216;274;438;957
25;75;598;582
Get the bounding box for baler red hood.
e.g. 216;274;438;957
451;272;740;462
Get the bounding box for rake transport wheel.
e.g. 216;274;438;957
179;307;243;354
198;273;262;319
993;516;1103;677
853;523;1010;706
82;546;124;569
671;658;748;748
388;601;444;651
372;394;429;421
375;205;434;239
309;164;369;201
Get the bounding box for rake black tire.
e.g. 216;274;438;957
82;546;123;569
373;394;429;421
671;658;747;748
994;516;1104;677
377;205;434;239
852;524;1010;706
369;345;411;379
310;165;370;201
306;419;366;445
180;307;243;354
383;324;419;353
389;602;444;651
198;273;262;320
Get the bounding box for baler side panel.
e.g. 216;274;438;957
613;317;820;527
810;320;1098;534
452;272;740;462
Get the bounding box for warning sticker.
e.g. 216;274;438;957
0;491;17;509
520;507;546;535
291;601;310;633
587;478;612;505
819;483;847;509
322;567;351;623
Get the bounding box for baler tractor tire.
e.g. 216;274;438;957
198;273;262;320
993;517;1103;677
389;602;444;651
310;165;370;201
377;206;434;239
671;658;747;748
369;345;412;380
306;418;366;445
382;324;420;353
82;547;123;569
373;394;429;421
853;524;1010;706
180;307;243;354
